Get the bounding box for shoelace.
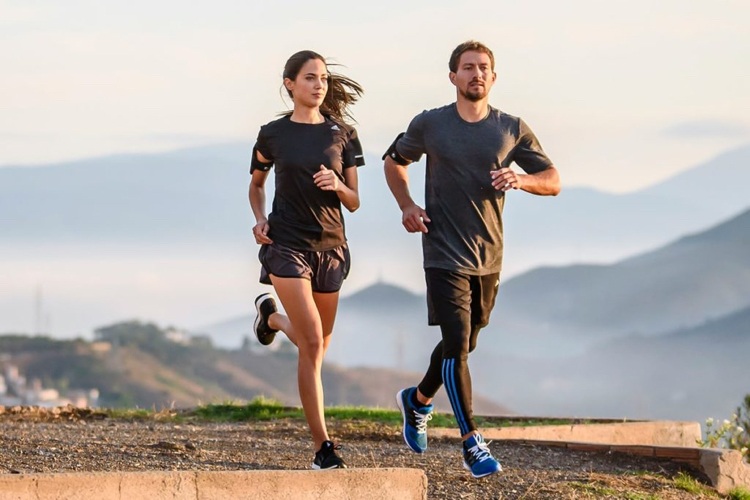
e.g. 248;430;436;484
323;442;343;453
466;438;493;463
412;410;433;433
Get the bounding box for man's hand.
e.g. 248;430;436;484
491;167;522;192
402;204;431;233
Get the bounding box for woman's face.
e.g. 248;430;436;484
285;58;328;109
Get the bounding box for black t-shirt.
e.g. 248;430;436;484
252;115;365;251
395;104;553;275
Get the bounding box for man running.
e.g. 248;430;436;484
383;40;561;478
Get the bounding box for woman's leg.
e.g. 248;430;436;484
312;290;339;354
269;276;332;449
266;290;339;351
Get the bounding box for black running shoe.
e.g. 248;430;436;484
312;440;347;470
254;293;278;346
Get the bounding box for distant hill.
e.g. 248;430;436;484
471;303;750;421
0;322;509;415
494;208;750;345
502;143;750;270
2;142;749;275
0;143;254;243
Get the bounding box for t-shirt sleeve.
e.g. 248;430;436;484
511;118;554;174
250;125;274;173
343;127;365;168
394;111;427;163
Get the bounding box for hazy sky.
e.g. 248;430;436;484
2;0;749;192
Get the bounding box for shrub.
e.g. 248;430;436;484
699;394;750;461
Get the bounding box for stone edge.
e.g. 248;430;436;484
0;468;428;500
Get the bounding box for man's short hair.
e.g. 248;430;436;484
449;40;495;73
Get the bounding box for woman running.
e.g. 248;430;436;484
249;50;364;469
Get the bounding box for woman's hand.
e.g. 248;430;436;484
253;220;273;245
313;165;340;191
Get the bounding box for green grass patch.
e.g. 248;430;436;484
191;398;301;421
672;472;716;496
98;399;601;428
569;481;619;497
727;486;750;500
624;494;659;500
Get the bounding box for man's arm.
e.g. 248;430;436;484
491;165;561;196
383;156;431;233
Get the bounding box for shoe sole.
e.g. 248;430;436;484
311;464;346;470
462;461;502;478
396;389;426;454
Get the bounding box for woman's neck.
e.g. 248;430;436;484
290;107;325;124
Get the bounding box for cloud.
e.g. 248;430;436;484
662;120;750;139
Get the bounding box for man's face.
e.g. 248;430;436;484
450;51;496;102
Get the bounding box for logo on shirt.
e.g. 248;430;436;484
331;125;340;131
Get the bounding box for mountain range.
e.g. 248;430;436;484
495;207;750;346
473;302;750;422
2;141;749;422
2;142;749;278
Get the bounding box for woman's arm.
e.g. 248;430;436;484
249;150;274;244
313;165;360;212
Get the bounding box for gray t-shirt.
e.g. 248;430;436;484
395;103;553;275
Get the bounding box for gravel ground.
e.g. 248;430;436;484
0;407;717;499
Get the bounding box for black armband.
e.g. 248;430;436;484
381;132;410;165
250;146;273;173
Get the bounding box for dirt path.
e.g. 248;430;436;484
0;409;716;499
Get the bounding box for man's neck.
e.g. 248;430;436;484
455;97;490;123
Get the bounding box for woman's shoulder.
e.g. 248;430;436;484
258;114;292;134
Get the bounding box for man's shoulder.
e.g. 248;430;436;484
406;104;455;129
489;106;521;123
419;103;455;118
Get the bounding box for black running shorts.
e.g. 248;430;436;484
425;268;500;328
259;243;351;293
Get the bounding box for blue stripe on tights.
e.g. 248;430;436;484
442;358;469;435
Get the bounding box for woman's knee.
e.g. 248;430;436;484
297;331;325;359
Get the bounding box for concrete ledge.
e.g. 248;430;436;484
512;440;748;495
432;420;701;447
700;449;750;494
432;421;748;493
0;468;428;500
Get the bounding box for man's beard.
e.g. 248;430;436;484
459;83;487;102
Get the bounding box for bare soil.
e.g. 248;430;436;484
0;406;717;499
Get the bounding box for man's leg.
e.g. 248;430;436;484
423;269;476;438
425;269;502;478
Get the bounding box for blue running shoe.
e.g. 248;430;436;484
462;433;502;478
396;387;433;453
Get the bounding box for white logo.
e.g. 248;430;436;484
331;125;340;131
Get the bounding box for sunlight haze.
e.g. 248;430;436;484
2;0;749;192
